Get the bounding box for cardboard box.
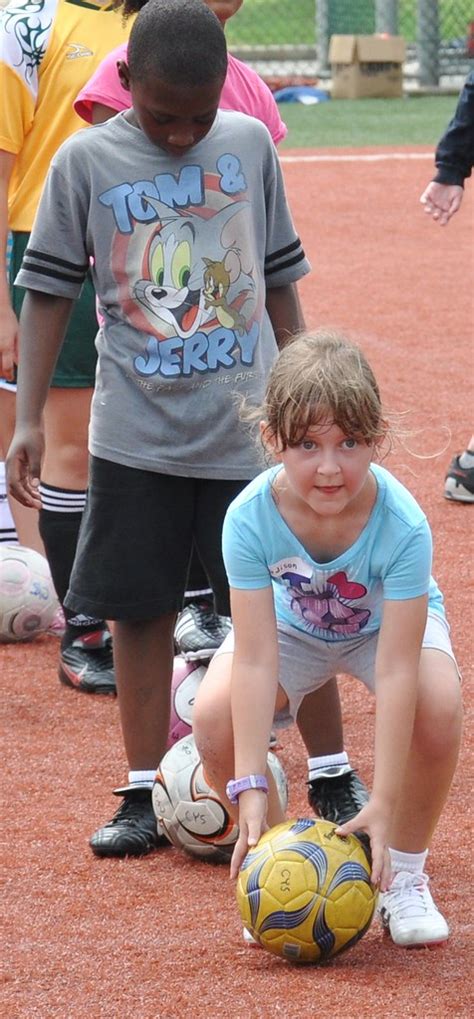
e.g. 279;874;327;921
329;35;406;99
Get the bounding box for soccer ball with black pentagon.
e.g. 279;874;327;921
153;734;288;862
237;817;376;963
0;545;59;642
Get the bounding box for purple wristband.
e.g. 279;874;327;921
226;774;269;805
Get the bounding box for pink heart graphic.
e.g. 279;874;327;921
327;571;366;600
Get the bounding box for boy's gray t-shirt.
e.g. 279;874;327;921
16;110;310;479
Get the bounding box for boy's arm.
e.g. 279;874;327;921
337;594;427;889
420;71;474;224
433;71;474;186
0;150;18;378
7;291;74;508
265;282;306;350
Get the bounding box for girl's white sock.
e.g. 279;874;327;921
389;847;428;875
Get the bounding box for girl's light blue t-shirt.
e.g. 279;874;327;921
222;463;445;642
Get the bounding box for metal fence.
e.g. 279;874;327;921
1;0;472;87
226;0;474;90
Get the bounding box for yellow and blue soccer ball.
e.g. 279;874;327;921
236;817;376;963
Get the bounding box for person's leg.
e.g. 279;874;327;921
193;649;286;826
297;680;369;824
175;478;246;661
40;386;91;603
39;385;116;688
0;387;45;552
378;646;462;946
88;613;177;858
174;549;226;660
70;460;195;856
389;649;462;849
114;615;175;770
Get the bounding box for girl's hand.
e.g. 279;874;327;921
230;789;269;880
335;799;392;891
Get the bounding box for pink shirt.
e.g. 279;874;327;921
74;44;287;145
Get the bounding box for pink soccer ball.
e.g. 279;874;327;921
167;657;208;749
0;544;59;642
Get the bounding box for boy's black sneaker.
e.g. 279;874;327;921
59;630;116;694
174;600;231;660
307;767;369;826
90;786;166;857
308;768;372;861
444;452;474;503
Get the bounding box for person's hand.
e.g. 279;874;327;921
6;426;44;509
230;789;269;879
420;181;464;226
0;304;19;380
335;798;392;890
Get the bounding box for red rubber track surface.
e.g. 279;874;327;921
1;147;472;1019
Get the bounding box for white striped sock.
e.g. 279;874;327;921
39;483;87;513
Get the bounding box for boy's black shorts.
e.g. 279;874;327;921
65;456;247;621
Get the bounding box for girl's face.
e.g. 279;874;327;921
268;420;374;517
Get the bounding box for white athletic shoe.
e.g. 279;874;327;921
378;870;449;947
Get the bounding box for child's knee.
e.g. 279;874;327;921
415;655;462;754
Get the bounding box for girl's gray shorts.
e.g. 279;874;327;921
215;612;458;728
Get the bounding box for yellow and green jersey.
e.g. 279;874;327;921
0;0;132;230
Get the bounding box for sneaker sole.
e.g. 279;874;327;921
90;829;169;858
59;665;116;695
379;912;449;949
444;489;474;503
381;926;448;949
90;840;158;858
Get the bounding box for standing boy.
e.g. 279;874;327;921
7;0;309;857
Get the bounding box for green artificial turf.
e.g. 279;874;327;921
278;96;458;149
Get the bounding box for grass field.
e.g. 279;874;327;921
278;95;458;148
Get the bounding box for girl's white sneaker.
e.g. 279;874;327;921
377;871;449;947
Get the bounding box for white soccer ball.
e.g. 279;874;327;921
0;544;59;642
152;733;288;862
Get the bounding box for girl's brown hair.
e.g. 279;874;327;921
262;330;388;450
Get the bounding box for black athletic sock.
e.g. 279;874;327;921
39;484;107;647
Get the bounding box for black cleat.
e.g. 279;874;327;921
59;630;116;694
174;600;231;661
308;767;369;824
308;768;371;860
90;786;167;858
